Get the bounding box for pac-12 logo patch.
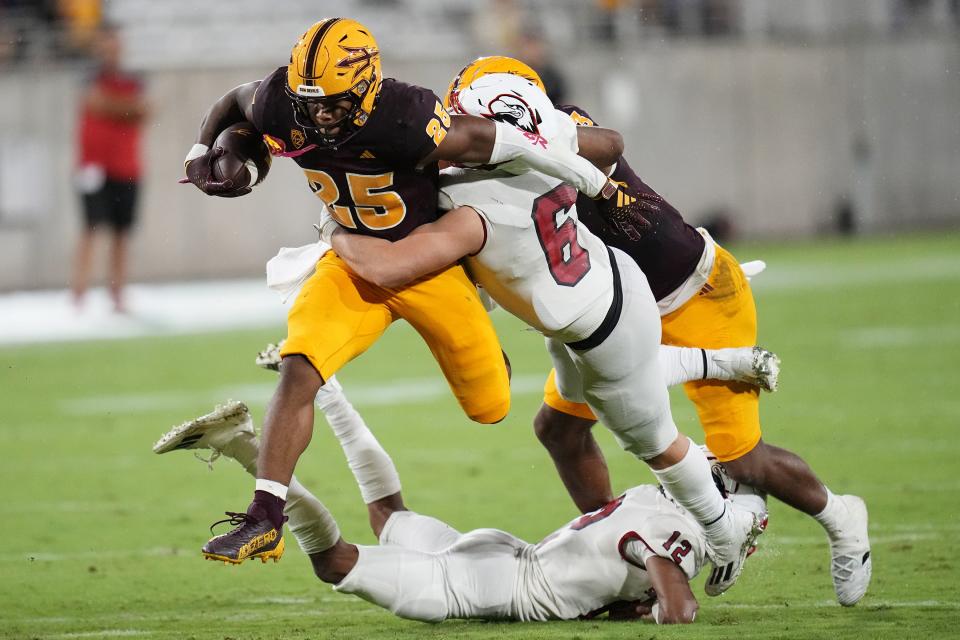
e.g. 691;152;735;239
291;129;306;149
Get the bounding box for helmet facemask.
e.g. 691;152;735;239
285;77;375;148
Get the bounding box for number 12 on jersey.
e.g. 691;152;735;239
531;183;591;286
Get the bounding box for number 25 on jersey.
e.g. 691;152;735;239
304;169;408;231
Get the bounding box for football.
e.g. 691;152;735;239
211;122;272;189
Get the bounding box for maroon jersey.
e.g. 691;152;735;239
252;67;451;241
558;105;705;301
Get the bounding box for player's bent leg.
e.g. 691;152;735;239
722;440;827;515
389;263;511;424
200;356;320;564
334;545;452;622
533;404;612;513
313;374;404;536
722;441;871;606
659;345;781;392
257;355;323;485
565;251;758;593
336;530;522;621
309;539;360;584
378;510;463;552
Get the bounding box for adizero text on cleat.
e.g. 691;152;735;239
202;511;285;564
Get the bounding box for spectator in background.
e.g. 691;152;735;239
72;24;148;313
472;0;525;53
515;29;568;104
57;0;102;57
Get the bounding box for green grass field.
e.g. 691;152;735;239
3;232;959;639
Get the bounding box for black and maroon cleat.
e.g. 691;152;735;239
202;511;285;565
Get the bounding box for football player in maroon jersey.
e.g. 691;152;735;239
180;19;646;568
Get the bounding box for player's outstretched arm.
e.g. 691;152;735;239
645;556;699;624
424;114;620;199
328;206;485;289
575;126;623;173
183;81;260;196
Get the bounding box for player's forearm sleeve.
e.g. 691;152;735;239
490;121;609;197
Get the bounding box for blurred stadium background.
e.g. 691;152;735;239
2;2;959;639
1;0;958;290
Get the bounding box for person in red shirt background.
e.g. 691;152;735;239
72;23;148;313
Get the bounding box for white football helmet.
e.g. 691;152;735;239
452;72;578;152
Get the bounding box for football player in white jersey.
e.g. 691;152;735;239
320;73;762;593
155;377;767;624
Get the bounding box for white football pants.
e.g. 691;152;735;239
334;511;540;621
547;247;679;460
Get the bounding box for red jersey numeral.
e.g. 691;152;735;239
662;530;693;564
531;184;591;286
571;495;625;531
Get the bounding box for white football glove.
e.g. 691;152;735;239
315;205;340;245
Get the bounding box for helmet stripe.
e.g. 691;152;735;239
303;17;342;86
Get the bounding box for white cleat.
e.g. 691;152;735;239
704;504;766;596
713;346;780;393
830;495;872;606
152;400;254;458
255;341;285;372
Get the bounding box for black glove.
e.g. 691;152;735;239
182;147;250;197
606;184;657;241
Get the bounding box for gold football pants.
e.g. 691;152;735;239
542;245;761;461
282;252;511;424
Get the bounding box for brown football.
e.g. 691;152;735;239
211;122;272;189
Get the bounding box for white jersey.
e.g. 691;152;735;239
439;168;614;343
527;484;707;620
336;485;708;622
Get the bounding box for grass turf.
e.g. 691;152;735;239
3;232;959;639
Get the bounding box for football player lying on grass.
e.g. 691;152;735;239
154;355;769;624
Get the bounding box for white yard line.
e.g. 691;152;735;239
12;522;958;564
58;374;546;416
2;251;957;347
840;325;960;348
46;632;152;639
713;600;960;610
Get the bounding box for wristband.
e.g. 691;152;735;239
599;178;618;200
184;143;210;167
316;215;340;245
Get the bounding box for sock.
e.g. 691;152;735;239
318;378;402;504
218;431;259;476
813;488;846;540
248;489;287;530
651;439;727;527
285;475;341;554
223;433;339;552
255;478;288;500
658;346;710;387
704;348;735;381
